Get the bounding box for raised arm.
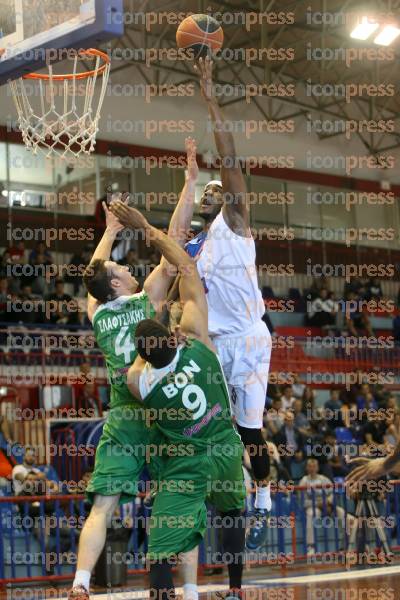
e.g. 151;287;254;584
110;201;210;346
194;56;249;234
86;201;124;321
168;137;199;247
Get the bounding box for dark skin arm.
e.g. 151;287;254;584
194;56;249;237
346;439;400;495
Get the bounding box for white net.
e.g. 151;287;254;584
9;49;110;159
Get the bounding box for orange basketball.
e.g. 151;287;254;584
176;14;223;58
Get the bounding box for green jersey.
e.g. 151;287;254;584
139;338;239;451
93;291;155;408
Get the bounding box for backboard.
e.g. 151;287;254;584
0;0;123;84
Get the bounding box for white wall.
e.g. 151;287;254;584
1;70;400;184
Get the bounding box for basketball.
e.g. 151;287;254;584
176;14;223;58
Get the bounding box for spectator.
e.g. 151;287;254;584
12;447;58;496
18;284;42;324
265;440;291;484
28;241;53;266
324;389;344;430
385;411;400;448
305;409;331;456
290;449;306;484
0;415;13;446
63;298;86;327
306;288;338;327
362;413;387;447
0;278;8;303
393;312;400;344
344;291;373;337
79;382;101;417
0;251;12;278
309;276;330;299
64;249;89;295
273;411;304;469
281;385;296;411
0;278;10;320
28;242;53;295
343;277;364;299
322;432;349;479
73;362;101;415
293;399;312;437
366;277;383;301
45;279;73;324
299;458;356;555
356;384;377;411
341;397;362;439
264;396;284;437
118;249;146;289
146;250;161;272
8;241;26;264
302;386;316;417
292;374;306;399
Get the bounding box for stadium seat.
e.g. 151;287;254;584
8;347;27;365
68;350;85;366
88;349;104;367
262;286;275;299
29;348;43;366
334;428;354;443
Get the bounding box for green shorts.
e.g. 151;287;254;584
148;433;246;560
86;405;166;505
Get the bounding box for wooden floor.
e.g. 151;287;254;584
2;560;400;600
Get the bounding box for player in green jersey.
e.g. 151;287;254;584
110;201;247;600
69;196;182;600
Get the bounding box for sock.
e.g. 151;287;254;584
150;559;175;600
73;570;91;591
220;509;245;590
255;483;271;511
183;583;198;600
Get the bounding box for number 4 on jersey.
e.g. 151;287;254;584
115;325;136;363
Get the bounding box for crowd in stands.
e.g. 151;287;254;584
258;380;398;487
1;236;399;340
264;275;399;339
0;240;159;326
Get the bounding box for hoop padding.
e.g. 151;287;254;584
9;49;110;159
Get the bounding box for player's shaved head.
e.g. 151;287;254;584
135;319;177;369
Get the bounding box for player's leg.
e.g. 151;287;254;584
148;428;200;600
180;546;200;600
208;435;247;600
149;559;175;600
69;408;148;599
221;325;272;550
148;458;208;600
71;493;120;597
150;547;199;600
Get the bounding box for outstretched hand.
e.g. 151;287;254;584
193;56;214;102
185;136;198;182
103;200;125;235
110;199;148;230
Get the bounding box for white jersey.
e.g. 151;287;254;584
185;211;265;336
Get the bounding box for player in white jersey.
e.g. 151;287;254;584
170;57;272;550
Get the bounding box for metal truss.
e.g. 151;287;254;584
105;0;400;155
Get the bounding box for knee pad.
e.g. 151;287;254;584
236;425;270;481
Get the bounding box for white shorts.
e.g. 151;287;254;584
212;320;272;429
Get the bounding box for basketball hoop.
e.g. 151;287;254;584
8;48;110;159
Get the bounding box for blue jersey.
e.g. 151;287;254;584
185;231;207;258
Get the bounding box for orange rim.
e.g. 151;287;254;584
22;48;110;81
